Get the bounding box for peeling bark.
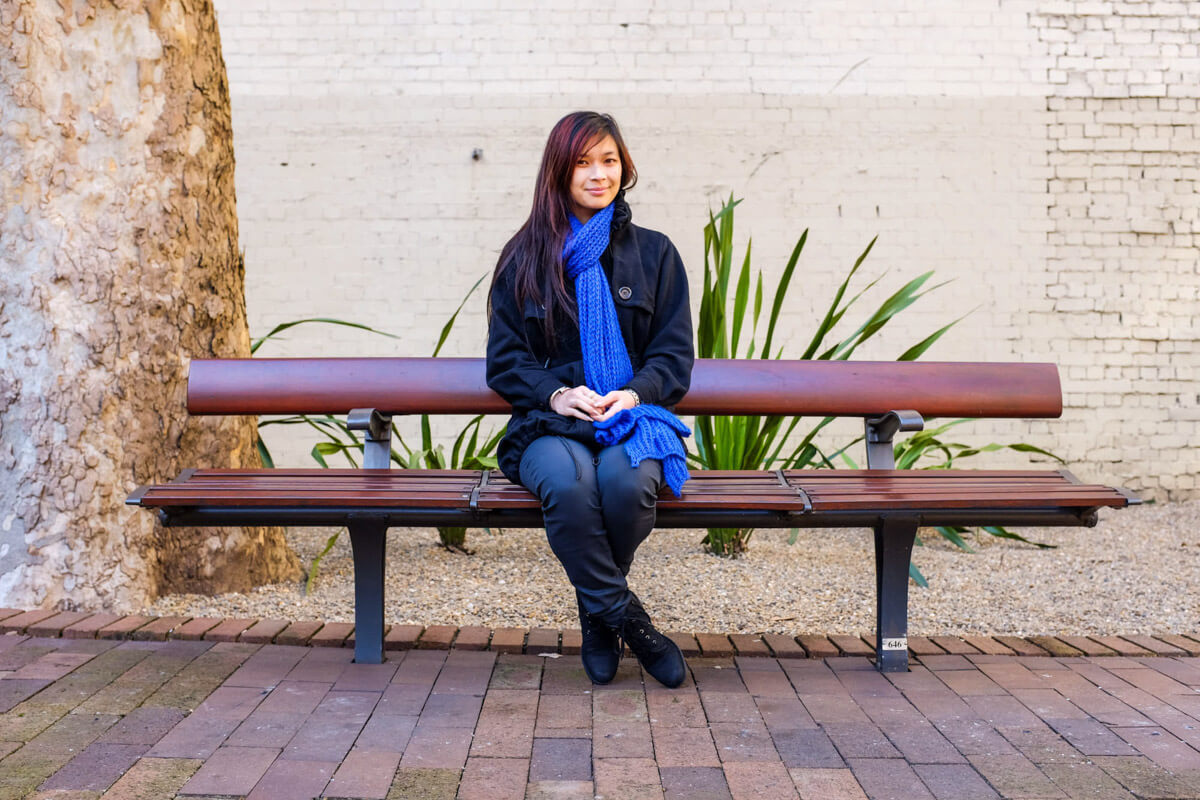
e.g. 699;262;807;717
0;0;300;610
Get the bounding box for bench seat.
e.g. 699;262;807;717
127;357;1140;671
135;468;1131;529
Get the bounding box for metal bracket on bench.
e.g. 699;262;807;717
774;470;812;513
347;408;393;469
469;470;491;513
864;410;924;470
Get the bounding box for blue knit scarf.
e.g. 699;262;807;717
562;203;690;497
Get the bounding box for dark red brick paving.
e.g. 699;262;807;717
202;617;257;642
270;619;322;646
418;623;457;649
933;635;982;655
453;625;491;651
796;634;840;659
238;617;290;644
1057;634;1118;656
0;608;59;634
667;631;702;657
26;610;94;637
729;633;771;657
490;627;526;654
829;634;874;657
1121;633;1188;656
761;633;806;659
1091;635;1155;657
1153;634;1200;656
525;627;560;653
559;627;582;655
8;620;1200;798
131;615;190;641
310;621;354;647
61;612;123;639
384;623;423;649
696;632;735;657
992;635;1049;657
96;614;154;639
171;616;222;641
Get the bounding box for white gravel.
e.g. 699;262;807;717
143;500;1200;637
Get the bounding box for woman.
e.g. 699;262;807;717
486;111;694;688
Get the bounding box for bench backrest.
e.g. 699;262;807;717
187;358;1062;419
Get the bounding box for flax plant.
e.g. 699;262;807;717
690;196;1056;573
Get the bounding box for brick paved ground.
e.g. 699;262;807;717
2;618;1200;798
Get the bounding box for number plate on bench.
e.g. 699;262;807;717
881;637;908;651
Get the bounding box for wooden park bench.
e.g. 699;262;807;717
127;358;1138;671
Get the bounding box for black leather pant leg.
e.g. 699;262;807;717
596;445;663;577
520;436;631;625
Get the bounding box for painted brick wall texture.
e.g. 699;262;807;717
210;0;1199;501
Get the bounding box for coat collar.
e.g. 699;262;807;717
607;196;651;310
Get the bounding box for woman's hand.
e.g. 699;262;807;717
594;390;637;422
550;385;606;421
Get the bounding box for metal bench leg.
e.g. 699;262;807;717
348;521;388;664
874;517;919;673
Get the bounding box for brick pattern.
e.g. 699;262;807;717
3;612;1200;667
4;626;1200;797
1033;2;1200;500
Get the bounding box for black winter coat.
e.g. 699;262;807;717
486;199;694;487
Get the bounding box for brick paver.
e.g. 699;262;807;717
3;623;1200;798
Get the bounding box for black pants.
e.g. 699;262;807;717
520;435;664;626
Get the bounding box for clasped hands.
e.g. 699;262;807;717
550;386;637;422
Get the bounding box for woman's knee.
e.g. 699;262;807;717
596;449;662;508
521;437;599;513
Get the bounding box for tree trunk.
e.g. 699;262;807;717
0;0;300;610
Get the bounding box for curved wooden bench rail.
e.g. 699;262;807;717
187;357;1064;419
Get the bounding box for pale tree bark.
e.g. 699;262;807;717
0;0;300;610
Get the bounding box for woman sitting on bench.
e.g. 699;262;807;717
486;111;694;688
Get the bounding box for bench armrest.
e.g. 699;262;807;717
864;410;924;469
347;408;394;469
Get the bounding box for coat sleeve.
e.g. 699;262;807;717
486;269;568;412
623;237;694;407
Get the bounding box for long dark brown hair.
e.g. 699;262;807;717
489;111;638;348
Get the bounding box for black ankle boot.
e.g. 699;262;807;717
620;595;687;688
577;594;621;685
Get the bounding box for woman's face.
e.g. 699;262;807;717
568;135;622;222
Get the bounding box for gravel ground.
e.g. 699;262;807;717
143;500;1200;637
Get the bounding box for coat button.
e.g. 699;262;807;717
617;286;632;300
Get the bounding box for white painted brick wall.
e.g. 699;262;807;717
212;0;1197;501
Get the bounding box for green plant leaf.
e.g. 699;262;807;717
252;318;399;354
934;526;976;553
760;229;806;361
255;436;274;469
897;312;970;361
729;239;753;358
980;525;1056;549
433;272;488;357
305;530;343;594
